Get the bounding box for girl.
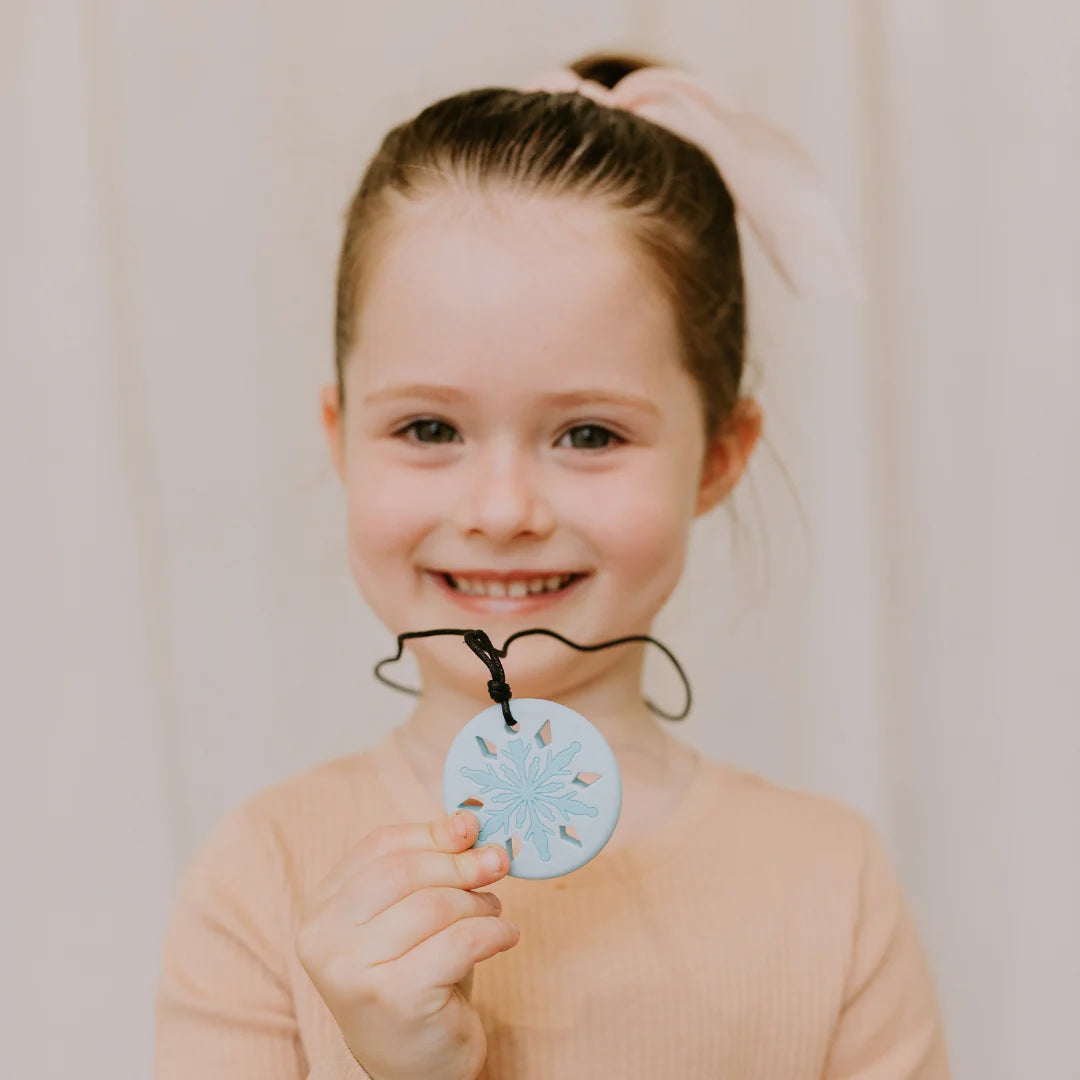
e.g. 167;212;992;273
154;52;949;1080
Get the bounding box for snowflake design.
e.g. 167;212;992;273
459;732;600;861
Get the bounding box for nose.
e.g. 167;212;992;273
450;436;556;542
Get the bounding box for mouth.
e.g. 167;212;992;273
425;569;590;612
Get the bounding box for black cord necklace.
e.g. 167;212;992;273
373;625;693;728
372;625;694;881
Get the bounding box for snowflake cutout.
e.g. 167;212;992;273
458;728;600;862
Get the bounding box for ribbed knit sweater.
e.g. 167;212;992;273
154;727;950;1078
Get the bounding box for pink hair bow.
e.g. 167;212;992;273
522;66;863;298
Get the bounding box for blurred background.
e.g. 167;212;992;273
3;1;1078;1077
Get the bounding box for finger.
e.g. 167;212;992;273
357;886;503;967
394;914;521;990
308;811;482;911
326;842;511;926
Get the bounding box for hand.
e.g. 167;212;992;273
295;811;519;1080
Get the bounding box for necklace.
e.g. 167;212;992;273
374;627;692;880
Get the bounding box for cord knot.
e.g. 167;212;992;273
487;678;512;703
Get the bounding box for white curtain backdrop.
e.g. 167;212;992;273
4;2;1077;1077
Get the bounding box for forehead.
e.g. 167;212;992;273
348;189;683;395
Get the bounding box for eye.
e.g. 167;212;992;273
397;418;460;444
558;424;624;451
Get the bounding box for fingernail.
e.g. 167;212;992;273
480;845;505;872
452;811;470;840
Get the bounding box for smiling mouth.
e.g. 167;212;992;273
433;571;588;599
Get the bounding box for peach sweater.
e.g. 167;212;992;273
154;728;950;1078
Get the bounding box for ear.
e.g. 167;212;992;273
694;397;763;517
320;383;347;483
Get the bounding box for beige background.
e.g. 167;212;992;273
3;1;1078;1077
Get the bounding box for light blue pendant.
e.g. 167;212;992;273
442;698;622;879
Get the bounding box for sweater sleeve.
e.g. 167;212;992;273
822;817;951;1079
153;802;372;1080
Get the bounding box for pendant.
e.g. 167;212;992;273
442;698;622;879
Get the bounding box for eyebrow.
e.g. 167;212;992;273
361;382;660;417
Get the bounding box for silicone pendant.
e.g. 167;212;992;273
442;698;622;879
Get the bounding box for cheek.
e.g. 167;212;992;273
562;457;697;592
343;451;444;569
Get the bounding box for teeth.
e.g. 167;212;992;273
446;573;577;597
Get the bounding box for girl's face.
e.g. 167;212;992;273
322;190;759;702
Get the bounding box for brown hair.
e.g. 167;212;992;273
333;51;746;443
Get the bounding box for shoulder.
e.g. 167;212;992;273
176;742;397;921
680;758;938;1021
237;743;391;837
703;756;875;857
696;757;899;927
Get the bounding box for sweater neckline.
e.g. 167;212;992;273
375;721;718;871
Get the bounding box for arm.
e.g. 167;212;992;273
153;802;372;1080
822;818;951;1079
